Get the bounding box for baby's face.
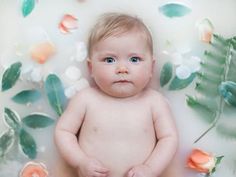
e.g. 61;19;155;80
88;31;154;98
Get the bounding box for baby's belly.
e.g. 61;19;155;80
78;129;156;177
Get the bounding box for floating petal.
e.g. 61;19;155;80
176;65;191;79
75;42;87;62
19;161;48;177
30;42;56;64
59;14;78;34
196;19;214;43
65;66;81;81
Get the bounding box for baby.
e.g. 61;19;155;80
54;13;178;177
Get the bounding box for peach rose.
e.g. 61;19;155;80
187;149;216;173
19;161;48;177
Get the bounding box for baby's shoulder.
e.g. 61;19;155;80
145;89;169;105
72;87;96;101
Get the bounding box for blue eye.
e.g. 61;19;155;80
104;57;115;63
129;57;141;63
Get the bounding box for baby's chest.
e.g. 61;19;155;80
84;105;153;134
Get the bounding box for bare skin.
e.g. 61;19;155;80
55;30;178;177
55;87;177;177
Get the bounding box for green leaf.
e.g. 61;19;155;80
19;128;37;159
186;95;216;123
22;113;55;128
159;3;191;18
1;62;22;91
22;0;35;17
44;74;67;116
169;73;196;90
0;129;15;157
11;89;41;104
160;62;173;87
4;107;21;131
211;156;224;174
218;81;236;107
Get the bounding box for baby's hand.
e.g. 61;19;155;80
77;157;109;177
126;164;155;177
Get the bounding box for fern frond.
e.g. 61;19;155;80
187;33;236;142
186;95;216;123
216;123;236;139
204;51;225;64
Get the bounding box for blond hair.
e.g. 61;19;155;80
88;13;153;58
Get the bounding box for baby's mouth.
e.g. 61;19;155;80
114;80;131;84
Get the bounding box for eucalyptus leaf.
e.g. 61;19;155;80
0;129;15;157
11;89;41;104
22;113;55;128
169;73;196;90
19;128;37;159
4;107;21;131
218;81;236;107
159;3;191;18
22;0;35;17
44;74;67;116
1;62;22;91
160;62;173;87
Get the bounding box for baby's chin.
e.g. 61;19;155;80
100;87;142;98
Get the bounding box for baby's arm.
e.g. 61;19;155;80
54;90;109;177
127;93;178;177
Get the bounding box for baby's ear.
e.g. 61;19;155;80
87;58;93;76
151;57;156;74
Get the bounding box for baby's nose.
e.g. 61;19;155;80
116;65;128;74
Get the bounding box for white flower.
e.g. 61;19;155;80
171;52;201;79
71;41;87;62
65;66;81;81
62;66;89;98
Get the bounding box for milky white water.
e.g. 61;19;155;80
1;0;236;177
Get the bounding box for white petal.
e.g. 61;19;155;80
30;67;43;82
75;78;90;91
171;52;184;65
75;42;87;62
65;66;81;81
176;65;191;79
64;85;77;98
185;56;201;72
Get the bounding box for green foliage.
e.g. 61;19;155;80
1;62;22;91
187;34;236;141
0;129;15;158
22;113;55;128
160;62;173;87
19;128;37;159
44;74;67;117
159;3;191;18
4;107;21;131
169;73;196;90
22;0;36;17
11;89;41;104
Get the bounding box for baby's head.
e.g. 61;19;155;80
87;13;155;98
88;13;153;58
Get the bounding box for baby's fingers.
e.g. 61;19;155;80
93;171;109;177
127;169;135;177
95;166;109;173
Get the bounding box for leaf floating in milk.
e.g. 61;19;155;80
159;3;191;18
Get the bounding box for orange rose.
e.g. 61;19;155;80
20;161;48;177
187;149;216;173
